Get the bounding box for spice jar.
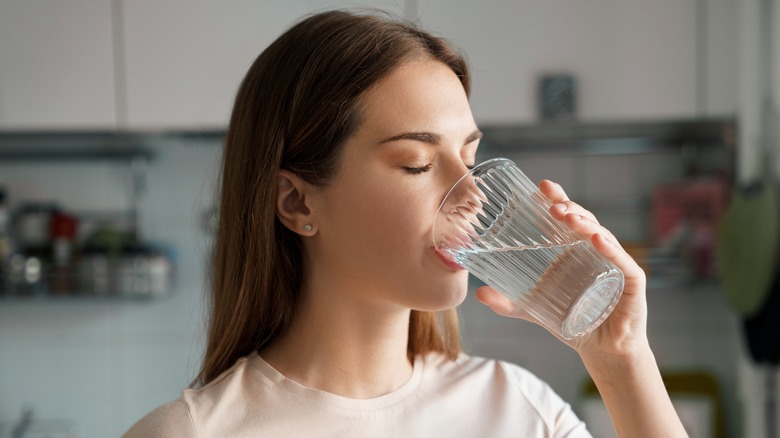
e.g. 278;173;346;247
50;210;78;295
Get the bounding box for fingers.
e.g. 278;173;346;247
541;179;599;224
563;209;645;280
476;286;526;319
591;232;646;281
539;179;568;202
562;210;615;241
541;179;644;281
550;200;599;224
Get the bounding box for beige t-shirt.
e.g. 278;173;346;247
124;352;590;437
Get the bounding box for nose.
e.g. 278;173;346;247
433;161;487;250
438;159;476;206
438;160;486;217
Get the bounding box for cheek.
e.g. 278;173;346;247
376;183;434;238
337;179;433;261
359;185;424;241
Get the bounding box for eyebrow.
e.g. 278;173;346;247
379;129;483;146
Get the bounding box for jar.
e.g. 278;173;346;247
78;246;111;295
16;203;56;251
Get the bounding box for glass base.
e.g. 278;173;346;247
561;268;624;339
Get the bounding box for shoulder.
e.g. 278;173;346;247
123;355;258;437
421;353;586;433
123;399;196;438
422;352;548;392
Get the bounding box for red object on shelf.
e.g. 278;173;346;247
50;210;78;239
651;178;730;244
651;177;730;278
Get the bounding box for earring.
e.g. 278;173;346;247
303;224;313;232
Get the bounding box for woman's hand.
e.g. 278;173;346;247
475;179;651;362
475;180;687;437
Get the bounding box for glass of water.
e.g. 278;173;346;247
433;158;624;339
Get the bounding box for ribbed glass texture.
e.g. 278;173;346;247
433;158;624;339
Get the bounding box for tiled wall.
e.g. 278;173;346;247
0;141;748;437
0;139;220;437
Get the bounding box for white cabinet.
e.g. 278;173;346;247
122;0;405;129
704;0;737;117
0;0;117;129
0;1;736;129
417;0;735;123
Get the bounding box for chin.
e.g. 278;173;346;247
411;276;469;311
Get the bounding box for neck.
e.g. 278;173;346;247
260;275;414;399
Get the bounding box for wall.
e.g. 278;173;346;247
416;0;736;123
0;140;221;437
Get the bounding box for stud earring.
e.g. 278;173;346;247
303;224;313;232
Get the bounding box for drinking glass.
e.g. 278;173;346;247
433;158;624;339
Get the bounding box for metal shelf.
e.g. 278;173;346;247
0;119;734;160
477;117;735;157
0;131;176;303
0;145;153;163
0;131;159;163
0;293;168;303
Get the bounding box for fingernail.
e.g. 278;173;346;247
555;203;567;212
597;233;616;246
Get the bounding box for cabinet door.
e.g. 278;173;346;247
122;0;405;129
0;0;116;129
704;0;737;117
417;0;700;123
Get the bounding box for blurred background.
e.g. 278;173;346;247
0;0;777;437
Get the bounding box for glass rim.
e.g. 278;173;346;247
434;157;513;217
433;157;514;249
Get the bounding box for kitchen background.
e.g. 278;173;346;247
0;0;777;437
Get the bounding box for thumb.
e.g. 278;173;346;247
475;286;532;321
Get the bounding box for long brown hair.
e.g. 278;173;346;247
197;9;471;386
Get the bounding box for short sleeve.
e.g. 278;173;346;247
502;362;592;437
123;400;198;438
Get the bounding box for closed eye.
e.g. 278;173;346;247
403;165;433;175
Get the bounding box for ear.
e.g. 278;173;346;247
276;170;317;236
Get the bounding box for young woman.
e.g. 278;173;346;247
125;10;687;437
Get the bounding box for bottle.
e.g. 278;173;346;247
50;210;78;295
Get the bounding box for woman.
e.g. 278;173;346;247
126;10;687;437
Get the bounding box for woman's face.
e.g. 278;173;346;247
306;58;480;312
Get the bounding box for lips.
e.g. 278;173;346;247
433;248;465;272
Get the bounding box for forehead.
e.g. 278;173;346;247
355;59;472;136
